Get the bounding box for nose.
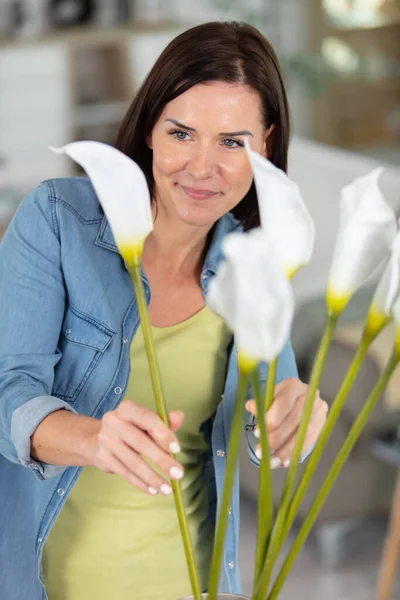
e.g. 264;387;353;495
187;143;218;180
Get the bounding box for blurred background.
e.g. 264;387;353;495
0;1;399;598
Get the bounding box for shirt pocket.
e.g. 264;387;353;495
53;307;115;402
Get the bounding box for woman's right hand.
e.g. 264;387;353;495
88;400;185;496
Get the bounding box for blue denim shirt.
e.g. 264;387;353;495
0;177;298;599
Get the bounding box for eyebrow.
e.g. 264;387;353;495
165;118;254;137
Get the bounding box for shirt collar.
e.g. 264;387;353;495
202;212;241;275
95;211;241;272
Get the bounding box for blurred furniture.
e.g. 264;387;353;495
0;41;70;190
0;24;182;194
310;0;400;153
370;427;400;600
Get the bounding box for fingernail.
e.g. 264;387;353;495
270;457;281;469
160;483;172;495
283;459;290;468
245;401;252;411
169;441;181;454
255;447;262;460
169;466;184;480
254;427;260;439
148;486;158;496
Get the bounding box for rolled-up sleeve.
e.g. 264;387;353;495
0;182;76;479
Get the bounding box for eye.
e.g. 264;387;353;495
168;129;191;141
223;138;244;148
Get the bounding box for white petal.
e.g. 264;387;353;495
328;168;396;300
206;261;236;330
50;142;153;249
341;168;385;221
208;229;294;362
245;140;315;274
373;231;400;314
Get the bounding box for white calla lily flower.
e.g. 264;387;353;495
244;139;315;279
327;168;397;316
50;141;152;266
207;228;294;372
365;230;400;336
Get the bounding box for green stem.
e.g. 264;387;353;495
252;360;276;589
265;359;278;412
266;333;371;572
129;264;202;600
254;314;338;600
208;370;250;600
267;349;400;600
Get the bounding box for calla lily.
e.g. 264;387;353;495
244;139;315;279
51;141;202;599
50;141;153;266
327;168;397;316
207;228;294;371
207;228;294;600
263;228;400;590
365;230;400;337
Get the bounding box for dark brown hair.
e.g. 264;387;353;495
115;21;290;230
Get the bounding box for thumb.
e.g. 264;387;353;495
169;410;184;432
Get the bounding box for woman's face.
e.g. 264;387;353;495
148;81;271;228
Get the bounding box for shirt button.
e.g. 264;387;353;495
228;507;232;515
216;449;225;457
123;338;129;344
37;537;42;543
114;387;122;394
201;274;208;280
228;561;235;569
65;329;71;335
57;488;65;497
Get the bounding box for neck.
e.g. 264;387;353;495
142;207;214;276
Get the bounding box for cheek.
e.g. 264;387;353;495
154;154;179;177
152;137;186;178
221;156;254;192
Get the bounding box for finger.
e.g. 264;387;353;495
102;413;184;480
99;433;174;495
245;399;257;415
95;446;160;496
265;392;326;450
114;401;181;454
267;394;308;453
272;410;326;468
315;398;329;419
266;380;309;431
168;410;184;434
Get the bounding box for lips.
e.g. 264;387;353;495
180;185;219;200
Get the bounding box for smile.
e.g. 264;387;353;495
180;185;219;200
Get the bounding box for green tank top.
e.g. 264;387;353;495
43;305;232;600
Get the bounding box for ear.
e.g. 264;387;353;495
262;124;275;159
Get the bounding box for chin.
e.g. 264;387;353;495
176;205;221;228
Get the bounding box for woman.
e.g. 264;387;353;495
0;21;327;600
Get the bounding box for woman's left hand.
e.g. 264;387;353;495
245;377;328;469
